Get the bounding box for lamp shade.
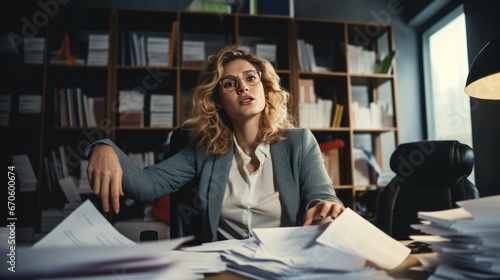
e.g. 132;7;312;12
464;36;500;100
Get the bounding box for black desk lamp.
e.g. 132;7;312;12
464;36;500;99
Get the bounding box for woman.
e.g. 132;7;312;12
86;44;344;243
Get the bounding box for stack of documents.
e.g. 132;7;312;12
185;208;410;279
411;195;500;279
0;200;221;279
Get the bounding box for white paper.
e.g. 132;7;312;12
12;154;38;192
457;195;500;221
7;237;194;279
316;208;410;270
33;200;133;248
2;200;196;279
58;176;82;203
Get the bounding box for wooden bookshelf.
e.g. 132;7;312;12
3;7;399;234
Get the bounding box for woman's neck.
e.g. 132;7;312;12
233;120;260;157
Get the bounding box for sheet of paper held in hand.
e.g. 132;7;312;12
316;207;411;270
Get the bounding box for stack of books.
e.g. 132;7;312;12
18;94;42;127
411;195;500;278
182;40;205;67
147;36;170;66
0;95;10;126
24;37;45;64
119;90;144;127
351;100;393;129
87;33;108;66
297;78;333;128
150;94;174;127
346;44;377;74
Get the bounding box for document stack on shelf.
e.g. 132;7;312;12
256;43;277;68
147;36;170;66
23;37;45;64
411;195;500;279
182;40;205;67
0;95;10;126
18;94;42;126
119;90;144;127
297;78;333;129
87;33;109;66
150;94;174;127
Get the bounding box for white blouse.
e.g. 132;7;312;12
218;138;290;239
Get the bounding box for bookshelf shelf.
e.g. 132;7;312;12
3;7;399;236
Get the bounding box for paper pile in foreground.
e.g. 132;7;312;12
411;195;500;279
0;200;224;279
185;208;410;280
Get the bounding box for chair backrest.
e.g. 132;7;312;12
377;140;479;240
167;127;202;245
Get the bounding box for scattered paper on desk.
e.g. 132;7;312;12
4;237;196;279
252;224;366;271
2;199;198;279
33;199;134;248
316;207;411;270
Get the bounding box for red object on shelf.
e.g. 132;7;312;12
319;139;345;151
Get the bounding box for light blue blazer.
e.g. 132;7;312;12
87;128;342;242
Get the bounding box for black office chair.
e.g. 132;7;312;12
166;127;203;245
377;140;479;240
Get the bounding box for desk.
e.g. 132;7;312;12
202;254;431;280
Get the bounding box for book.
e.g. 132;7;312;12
168;21;178;68
332;104;344;128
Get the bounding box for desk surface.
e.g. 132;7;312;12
203;254;431;280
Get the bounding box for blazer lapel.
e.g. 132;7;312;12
206;150;233;239
271;141;300;225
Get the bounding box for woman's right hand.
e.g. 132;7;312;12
87;144;124;214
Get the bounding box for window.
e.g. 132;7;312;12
422;5;474;182
423;6;471;145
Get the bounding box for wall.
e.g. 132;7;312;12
463;0;500;197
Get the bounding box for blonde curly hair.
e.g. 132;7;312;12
182;44;296;156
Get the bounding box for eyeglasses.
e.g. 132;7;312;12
219;70;262;93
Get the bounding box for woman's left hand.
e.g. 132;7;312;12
303;201;345;226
